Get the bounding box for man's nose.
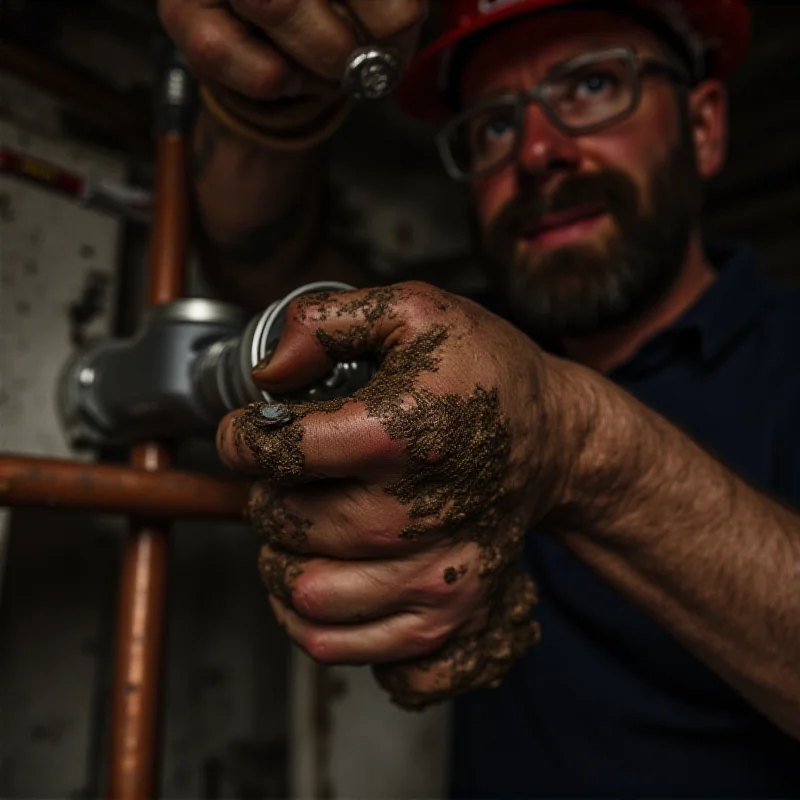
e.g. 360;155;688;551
516;102;581;179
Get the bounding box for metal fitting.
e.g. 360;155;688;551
343;46;402;100
58;282;375;447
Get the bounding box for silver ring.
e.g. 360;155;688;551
343;45;402;101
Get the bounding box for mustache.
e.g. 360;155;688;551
485;170;641;247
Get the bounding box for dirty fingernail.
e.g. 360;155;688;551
253;357;272;375
253;345;277;375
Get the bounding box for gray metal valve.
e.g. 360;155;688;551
58;282;374;447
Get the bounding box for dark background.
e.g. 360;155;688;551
0;2;798;799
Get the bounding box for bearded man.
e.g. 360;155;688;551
161;0;800;795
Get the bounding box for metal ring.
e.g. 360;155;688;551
343;45;402;101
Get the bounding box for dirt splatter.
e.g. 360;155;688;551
443;565;468;585
248;481;311;548
258;545;308;609
237;287;540;708
234;405;305;484
374;570;540;709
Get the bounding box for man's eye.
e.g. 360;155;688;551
575;72;618;98
483;116;513;140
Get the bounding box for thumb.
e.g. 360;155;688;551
251;286;414;395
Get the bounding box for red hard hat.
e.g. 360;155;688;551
398;0;751;121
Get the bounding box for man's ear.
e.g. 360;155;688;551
688;79;728;178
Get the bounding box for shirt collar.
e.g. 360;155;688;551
670;240;770;362
610;241;770;379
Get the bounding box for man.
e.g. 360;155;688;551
161;0;800;795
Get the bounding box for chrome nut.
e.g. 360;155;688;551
343;46;402;100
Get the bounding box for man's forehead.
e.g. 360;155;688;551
462;10;667;95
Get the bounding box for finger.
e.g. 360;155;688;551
250;478;440;558
269;596;450;665
259;540;483;625
228;0;358;82
252;282;448;396
373;570;541;709
373;652;470;707
160;2;296;99
373;616;537;708
347;0;427;42
217;402;405;482
260;543;411;623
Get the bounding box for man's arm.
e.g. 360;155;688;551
191;106;370;310
559;365;800;739
158;0;427;310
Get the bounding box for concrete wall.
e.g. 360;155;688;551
0;109;292;799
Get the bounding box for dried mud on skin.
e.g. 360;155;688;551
235;287;540;709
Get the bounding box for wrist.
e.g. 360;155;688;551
201;85;352;152
543;358;652;534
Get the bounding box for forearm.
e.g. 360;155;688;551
192;107;365;309
554;362;800;738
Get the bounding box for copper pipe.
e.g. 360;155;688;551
0;45;228;798
108;126;189;798
0;456;248;519
0;43;151;153
147;135;189;306
108;443;170;800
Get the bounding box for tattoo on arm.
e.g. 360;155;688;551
192;110;312;267
214;198;307;268
192;113;231;182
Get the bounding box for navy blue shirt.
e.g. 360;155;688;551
452;242;800;798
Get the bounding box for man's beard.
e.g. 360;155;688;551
483;125;703;341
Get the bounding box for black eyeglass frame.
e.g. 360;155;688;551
436;46;692;182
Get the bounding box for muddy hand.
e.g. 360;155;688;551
216;282;583;708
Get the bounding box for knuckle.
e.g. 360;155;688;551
232;426;256;467
397;281;443;319
329;26;356;62
460;606;490;636
303;631;339;665
369;427;405;462
398;279;433;295
247;57;288;98
285;297;318;331
369;523;408;549
158;0;183;34
329;494;403;554
389;0;427;33
215;421;227;456
243;0;294;26
406;619;451;657
216;418;242;468
420;570;461;603
291;574;327;619
187;22;228;72
412;551;479;607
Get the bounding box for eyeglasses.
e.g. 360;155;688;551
437;47;691;182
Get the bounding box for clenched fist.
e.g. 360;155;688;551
159;0;427;129
216;283;599;708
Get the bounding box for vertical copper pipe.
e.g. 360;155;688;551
147;135;189;306
107;129;188;800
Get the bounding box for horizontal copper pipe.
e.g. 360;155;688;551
0;455;249;519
